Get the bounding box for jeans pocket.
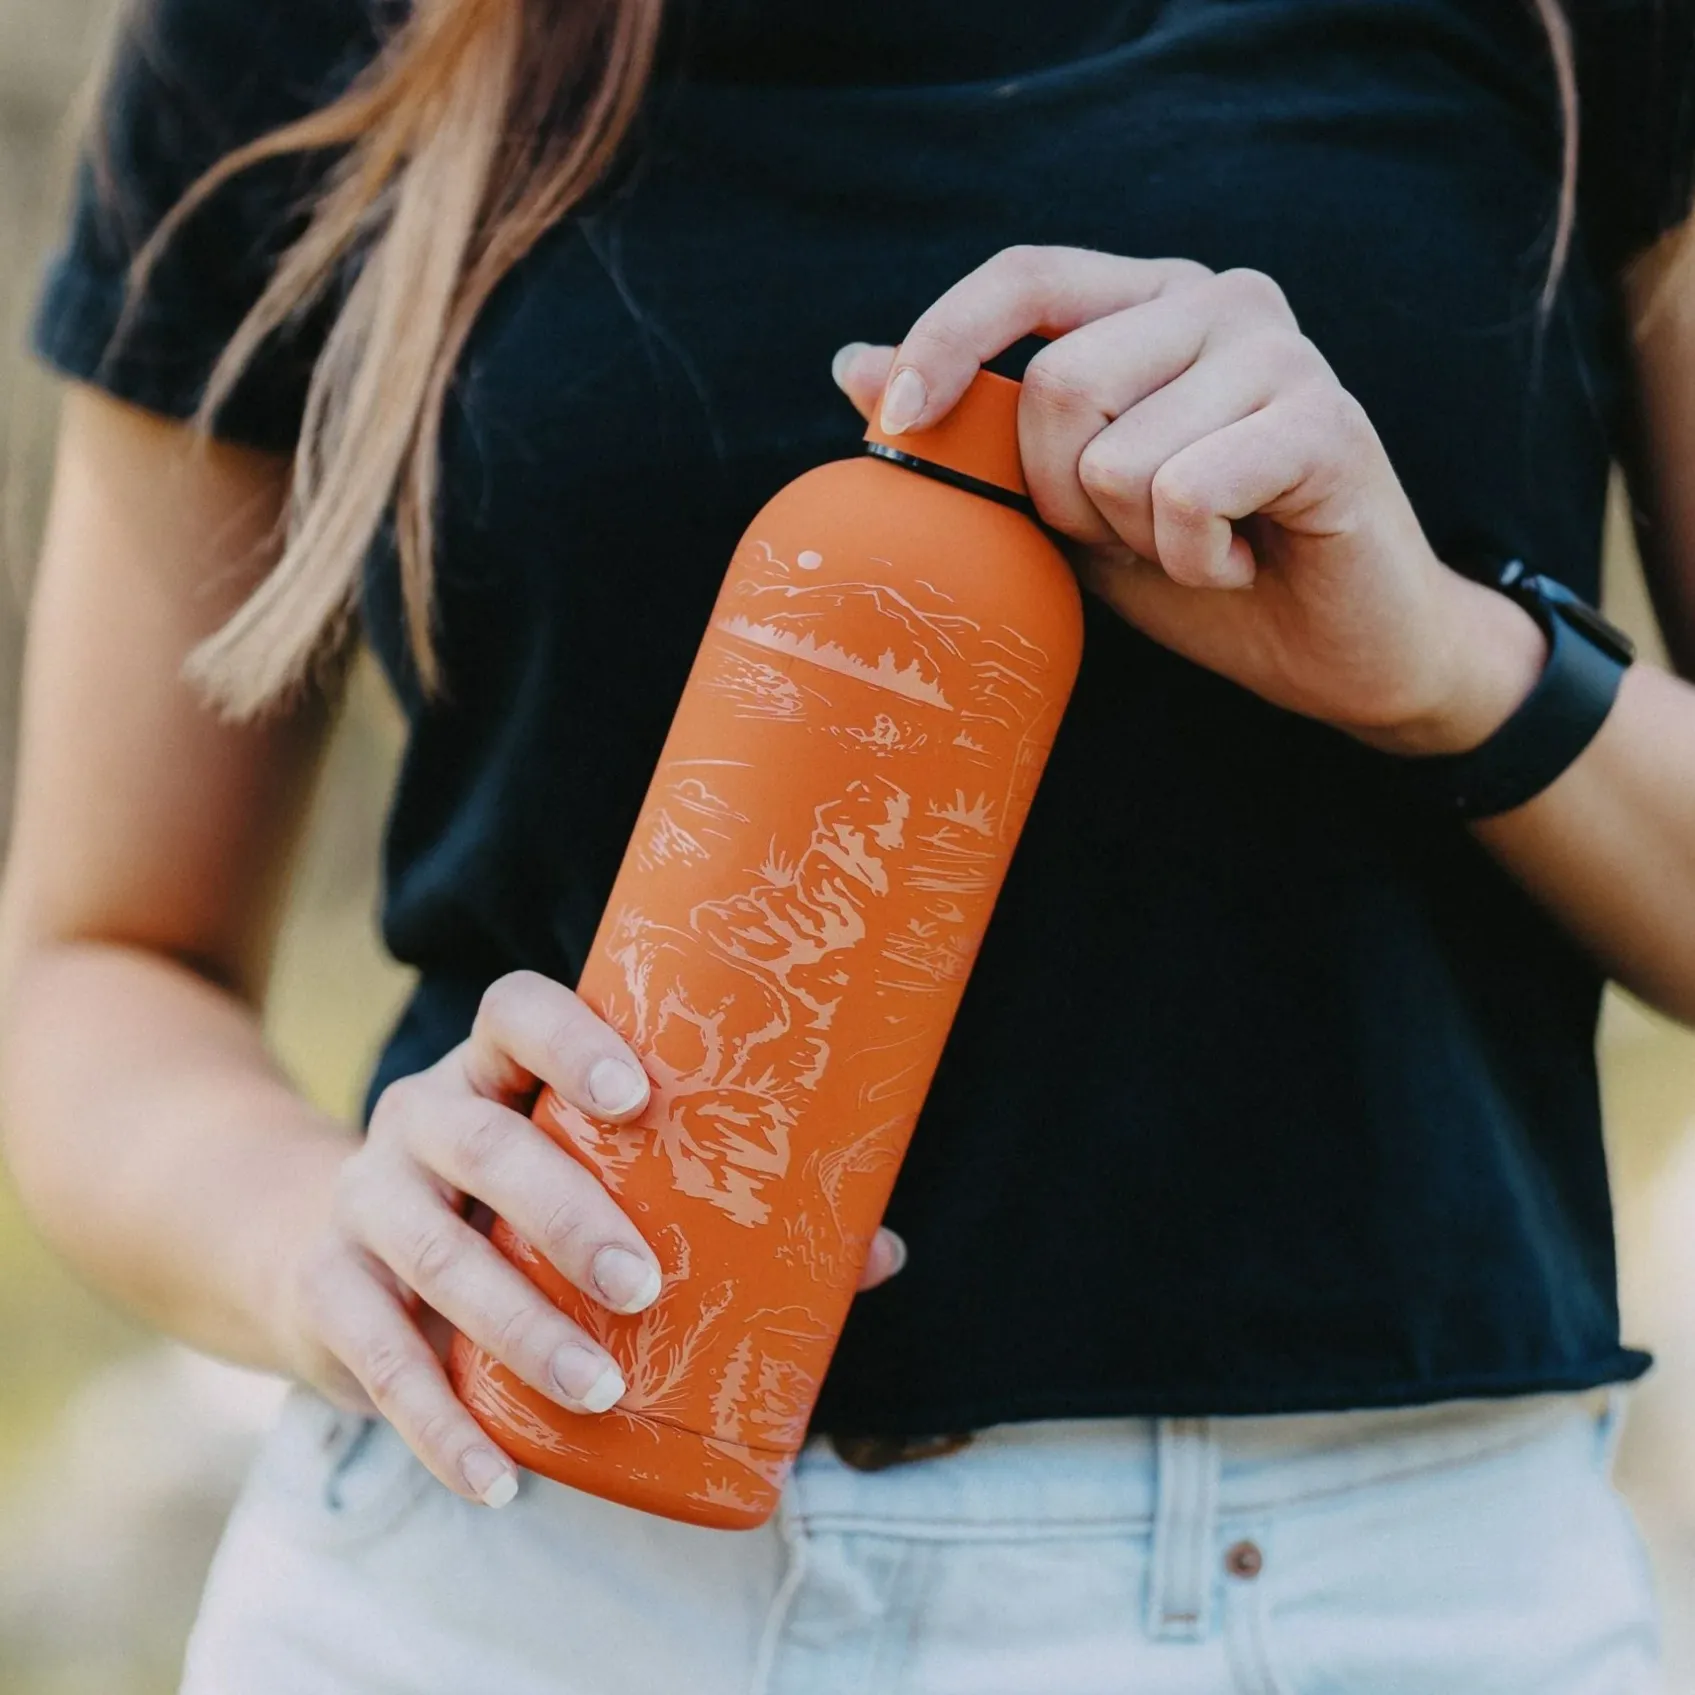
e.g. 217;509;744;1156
245;1383;434;1552
1264;1407;1663;1695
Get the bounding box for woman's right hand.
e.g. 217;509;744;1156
272;970;906;1509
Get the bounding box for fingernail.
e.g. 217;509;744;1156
831;341;869;390
882;1230;909;1277
552;1343;627;1413
461;1446;518;1508
879;366;927;435
586;1055;648;1116
592;1245;663;1313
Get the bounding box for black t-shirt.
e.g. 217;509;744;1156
33;0;1695;1433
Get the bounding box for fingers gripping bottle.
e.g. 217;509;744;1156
449;372;1084;1528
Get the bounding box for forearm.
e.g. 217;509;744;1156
0;939;353;1372
1472;662;1695;1024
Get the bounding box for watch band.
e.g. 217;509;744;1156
1396;562;1632;822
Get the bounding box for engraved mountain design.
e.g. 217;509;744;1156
451;374;1084;1528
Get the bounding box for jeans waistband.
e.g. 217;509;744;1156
786;1390;1614;1535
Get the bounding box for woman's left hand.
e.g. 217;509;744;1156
833;246;1546;756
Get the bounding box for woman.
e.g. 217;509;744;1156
3;0;1693;1687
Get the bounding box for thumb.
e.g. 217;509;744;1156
831;342;897;422
855;1226;908;1291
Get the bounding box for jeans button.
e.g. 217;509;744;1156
1224;1539;1264;1579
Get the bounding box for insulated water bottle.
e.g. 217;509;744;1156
449;371;1085;1528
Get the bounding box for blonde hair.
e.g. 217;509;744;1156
127;0;663;717
114;0;1671;717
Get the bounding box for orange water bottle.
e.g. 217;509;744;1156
449;371;1085;1527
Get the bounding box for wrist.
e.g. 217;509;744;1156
1349;572;1548;757
252;1117;357;1377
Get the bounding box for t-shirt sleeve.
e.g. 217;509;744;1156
28;0;375;451
1576;0;1695;271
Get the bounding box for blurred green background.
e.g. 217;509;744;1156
3;5;1695;1692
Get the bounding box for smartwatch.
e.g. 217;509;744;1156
1394;558;1635;822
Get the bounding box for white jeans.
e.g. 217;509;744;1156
179;1383;1661;1694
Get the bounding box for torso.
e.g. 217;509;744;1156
56;0;1689;1431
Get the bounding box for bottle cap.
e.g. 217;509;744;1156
863;369;1028;499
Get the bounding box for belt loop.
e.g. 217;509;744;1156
1595;1385;1631;1473
1147;1417;1220;1642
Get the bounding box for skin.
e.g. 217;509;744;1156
0;395;903;1509
836;247;1695;1019
2;239;1692;1510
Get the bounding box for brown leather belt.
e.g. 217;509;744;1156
826;1431;977;1472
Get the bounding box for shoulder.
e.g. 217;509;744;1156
31;0;381;447
109;0;376;96
1573;0;1695;267
94;0;379;212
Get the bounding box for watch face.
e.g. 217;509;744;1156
1526;575;1637;665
